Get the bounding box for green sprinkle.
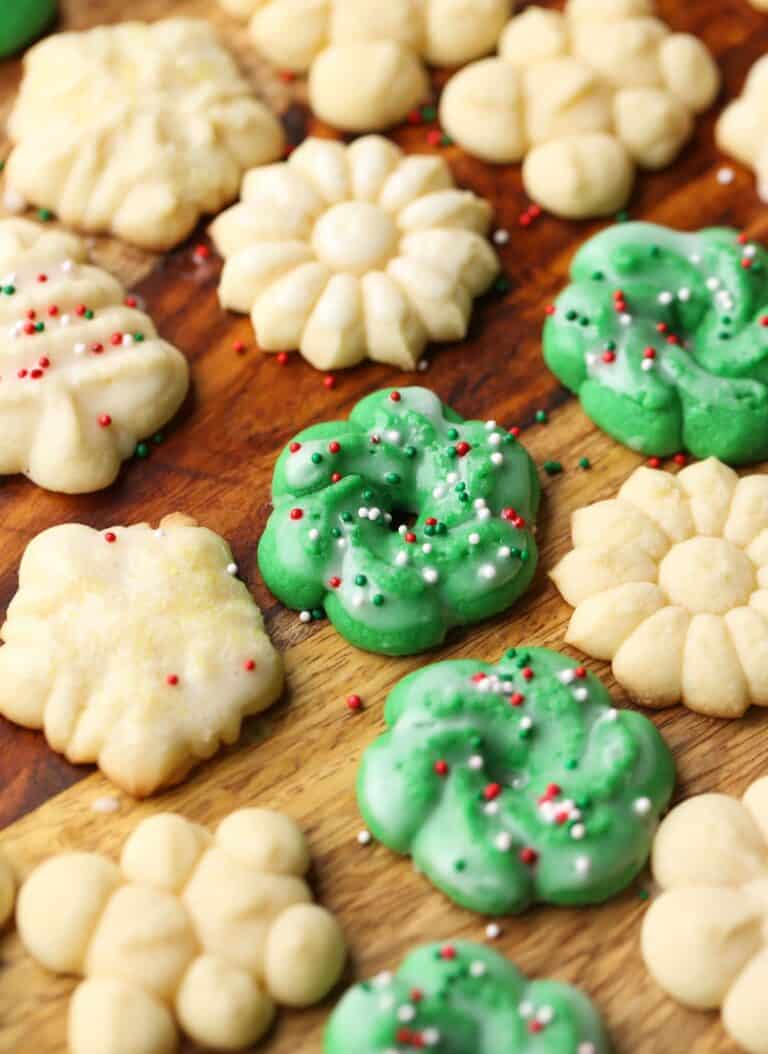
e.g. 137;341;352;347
454;859;466;872
440;133;454;147
152;432;164;445
134;332;144;341
421;105;437;121
84;309;94;319
591;271;604;281
385;472;400;484
447;446;458;458
565;759;579;770
458;492;469;503
436;522;447;535
425;524;436;536
34;322;44;332
576;795;592;809
516;652;530;667
331;527;341;538
311;607;325;620
3;285;14;295
363;488;374;501
455;482;466;492
606;340;616;351
535;410;548;424
372;593;384;606
311;452;323;464
578;457;591;470
519;726;532;740
447;427;459;440
404;445;416;458
37;208;53;222
135;442;149;459
579;316;590;327
637;889;650;901
615;209;630;223
543;460;562;476
341;512;353;523
650;245;661;258
509;547;521;558
519;550;529;563
494;275;511;295
566;309;578;321
355;574;367;586
722;316;732;325
505;648;517;658
719;332;731;340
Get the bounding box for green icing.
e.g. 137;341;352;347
0;1;56;58
258;388;540;655
357;649;674;914
543;222;768;464
324;941;612;1054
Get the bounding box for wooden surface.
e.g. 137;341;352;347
1;1;768;1051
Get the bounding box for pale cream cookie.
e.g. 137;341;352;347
218;0;513;131
0;847;15;927
642;777;768;1054
17;809;346;1054
551;458;768;718
0;515;284;796
0;219;189;494
717;55;768;201
440;0;719;218
4;19;285;250
210;135;499;371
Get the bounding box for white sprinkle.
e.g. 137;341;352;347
395;551;409;566
571;823;586;840
537;1006;554;1025
358;507;368;519
573;686;589;702
469;532;481;545
299;610;312;623
677;287;691;302
490;452;504;466
498;546;511;559
494;832;512;852
423;568;439;584
59;314;71;327
422;1028;441;1046
479;564;496;580
634;796;652;816
308;528;319;541
122;334;134;347
154;529;165;539
3;188;27;213
585;352;599;367
579;1044;597;1054
519;1001;534;1019
559;669;576;684
519;716;533;731
386;429;402;444
744;244;758;258
337;538;346;549
706;276;720;291
477;508;491;521
620;313;632;326
398;524;407;536
484;801;500;816
474;498;487;509
575;855;591;875
61;260;74;273
468;754;484;770
374;971;393;988
417;358;429;372
432;485;445;499
605;708;619;721
226;562;238;576
446;472;458;484
485;922;501;939
357;829;372;846
493;228;510;245
485;419;497;430
368;507;381;521
690;252;702;265
352;594;364;609
91;795;120;813
717;166;735;185
641;359;654;372
470;960;488;976
74;342;87;355
397;1005;416;1022
658;291;673;305
488;432;502;447
422;543;432;554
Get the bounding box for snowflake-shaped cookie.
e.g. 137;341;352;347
642;777;768;1054
440;0;720;218
718;55;768;203
551;458;768;719
0;514;284;796
0;219;189;493
4;19;285;250
17;809;346;1054
218;0;512;131
210;136;499;371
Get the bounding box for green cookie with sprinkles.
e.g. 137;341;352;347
324;941;612;1054
357;649;674;915
0;1;56;58
258;387;540;655
544;222;768;464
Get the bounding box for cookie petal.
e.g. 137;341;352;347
571;498;670;558
566;581;666;659
550;543;658;607
619;466;695;542
612;605;689;707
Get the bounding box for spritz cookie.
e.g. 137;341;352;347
4;20;285;250
258;387;540;655
17;809;346;1054
552;458;768;718
0;219;189;493
718;55;768;203
0;515;284;796
325;941;612;1054
210;136;499;371
643;777;768;1054
440;0;719;218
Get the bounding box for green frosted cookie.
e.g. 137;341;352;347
544;222;768;464
357;649;674;914
324;941;612;1054
0;1;56;58
258;387;540;655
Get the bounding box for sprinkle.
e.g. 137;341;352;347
470;960;488;976
571;823;586;840
535;410;548;424
519;847;538;865
244;659;256;672
485;922;501;939
166;674;179;686
439;945;456;960
192;244;210;262
717;167;735;184
493;228;510;245
299;610;312;623
389;390;401;402
434;760;449;776
494;832;512;852
226;563;238;576
575;855;591;875
104;532;117;544
543;460;562;476
397;1005;416;1023
323;375;336;389
479;564;496;579
634;796;652;815
422;568;439;584
276;352;289;365
98;414;112;428
346;693;362;712
468;754;484;769
648;456;661;469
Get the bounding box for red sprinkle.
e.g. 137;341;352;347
124;296;137;308
405;531;417;543
277;352;289;365
521;667;534;681
643;347;656;360
110;333;122;346
289;442;301;453
331;472;342;483
328;441;341;454
30;369;43;379
38;357;50;369
528;1021;544;1034
23;322;35;335
545;304;556;316
648;456;661;468
48;305;58;317
324;375;336;389
233;340;246;355
278;69;296;83
425;517;437;526
166;674;179;687
455;441;471;457
510;692;525;706
16;368;27;378
483;782;502;801
426;129;442;146
434;760;449;777
193;244;210;261
244;660;256;672
98;414;112;428
519;847;539;866
37;274;47;283
761;316;768;327
509;426;521;438
410;988;423;1003
104;532;117;544
289;508;303;520
738;233;749;245
656;322;668;334
75;304;87;316
390;390;401;402
601;350;616;364
91;343;104;354
673;453;687;466
575;666;587;679
329;576;342;588
346;694;362;711
439;945;456;960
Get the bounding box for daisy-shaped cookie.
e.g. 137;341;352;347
0;219;189;494
4;19;285;251
551;458;768;718
642;777;768;1054
0;515;284;796
210;136;499;371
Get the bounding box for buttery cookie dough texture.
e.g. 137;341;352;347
0;219;189;494
17;809;346;1054
551;458;768;719
0;515;284;796
440;0;720;218
0;847;15;927
211;136;499;371
718;55;768;202
218;0;513;131
3;19;285;250
642;778;768;1054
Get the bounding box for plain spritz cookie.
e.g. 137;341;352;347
718;55;768;203
440;0;720;218
642;777;768;1054
210;136;499;371
0;514;284;796
0;219;189;494
4;20;285;251
218;0;512;131
17;809;346;1054
551;458;768;718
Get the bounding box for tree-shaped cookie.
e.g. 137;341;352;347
258;387;540;655
358;649;674;914
210;136;499;371
217;0;511;131
4;19;284;250
0;515;283;796
642;777;768;1054
325;940;612;1054
543;222;768;463
440;0;719;218
0;219;189;493
17;809;346;1054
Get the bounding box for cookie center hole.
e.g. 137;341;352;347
389;507;418;533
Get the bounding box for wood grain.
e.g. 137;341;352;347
1;1;768;1052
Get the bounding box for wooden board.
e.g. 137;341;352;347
1;1;768;1051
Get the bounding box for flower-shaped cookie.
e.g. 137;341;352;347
358;648;674;914
17;809;347;1054
4;19;285;250
218;0;512;131
0;514;284;796
642;777;768;1054
0;219;189;493
210;137;499;371
325;941;611;1054
551;458;768;719
259;387;540;655
0;848;15;927
718;55;768;203
440;0;720;218
543;222;768;464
